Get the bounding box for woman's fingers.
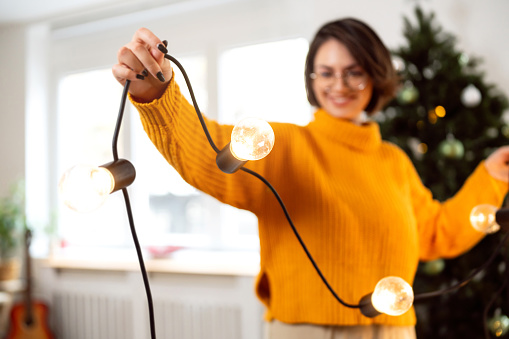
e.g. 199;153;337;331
115;28;169;83
112;63;144;85
131;28;168;79
117;46;146;75
133;27;165;57
113;27;172;102
127;42;166;82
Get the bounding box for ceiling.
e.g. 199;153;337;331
0;0;178;25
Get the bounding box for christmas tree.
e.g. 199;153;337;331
378;7;509;338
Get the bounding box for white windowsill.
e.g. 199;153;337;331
41;248;260;277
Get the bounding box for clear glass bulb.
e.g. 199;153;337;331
371;276;414;316
230;117;275;161
59;164;115;213
470;204;500;234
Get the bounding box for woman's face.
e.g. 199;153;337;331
312;39;373;122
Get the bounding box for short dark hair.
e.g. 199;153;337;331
305;18;399;115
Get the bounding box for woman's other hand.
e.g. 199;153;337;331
485;145;509;183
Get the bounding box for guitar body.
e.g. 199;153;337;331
4;230;55;339
5;301;55;339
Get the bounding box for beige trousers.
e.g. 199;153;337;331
265;320;417;339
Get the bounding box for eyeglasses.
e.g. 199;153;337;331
310;69;368;90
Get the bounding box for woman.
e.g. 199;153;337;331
113;18;509;338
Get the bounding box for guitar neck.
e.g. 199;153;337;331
23;229;34;324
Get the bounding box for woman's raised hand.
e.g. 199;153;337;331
112;27;172;103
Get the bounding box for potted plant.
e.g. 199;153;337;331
0;180;25;281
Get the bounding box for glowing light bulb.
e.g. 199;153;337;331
59;164;115;213
470;204;500;234
371;276;414;316
230;117;275;161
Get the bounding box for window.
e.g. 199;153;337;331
219;38;311;125
217;38;312;248
55;39;310;254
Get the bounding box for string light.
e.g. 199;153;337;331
230;117;275;161
61;46;509;338
372;277;414;316
470;204;501;234
216;118;275;173
59;80;155;339
59;164;114;212
59;159;135;213
162;47;509;322
359;276;414;317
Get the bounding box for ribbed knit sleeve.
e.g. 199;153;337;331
130;75;268;213
404;152;508;261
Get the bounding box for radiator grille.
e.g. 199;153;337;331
154;300;242;339
52;292;242;339
53;292;133;339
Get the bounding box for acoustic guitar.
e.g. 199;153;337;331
5;229;55;339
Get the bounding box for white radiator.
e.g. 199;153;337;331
52;292;242;339
53;291;134;339
154;300;242;339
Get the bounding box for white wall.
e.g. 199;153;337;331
0;25;26;197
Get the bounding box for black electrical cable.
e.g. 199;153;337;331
112;79;131;161
414;232;509;301
163;54;220;154
164;51;361;309
240;167;361;308
162;49;509;312
113;79;157;339
122;188;156;339
482;178;509;339
482;243;509;339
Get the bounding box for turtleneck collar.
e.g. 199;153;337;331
308;109;382;152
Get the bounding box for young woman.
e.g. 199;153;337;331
113;18;509;339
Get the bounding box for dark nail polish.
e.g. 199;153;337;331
142;69;149;77
136;74;145;80
156;71;166;82
162;40;168;47
157;43;168;54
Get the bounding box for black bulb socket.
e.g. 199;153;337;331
216;142;248;174
100;159;136;193
359;293;382;318
496;208;509;231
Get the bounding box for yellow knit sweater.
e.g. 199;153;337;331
131;77;508;326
